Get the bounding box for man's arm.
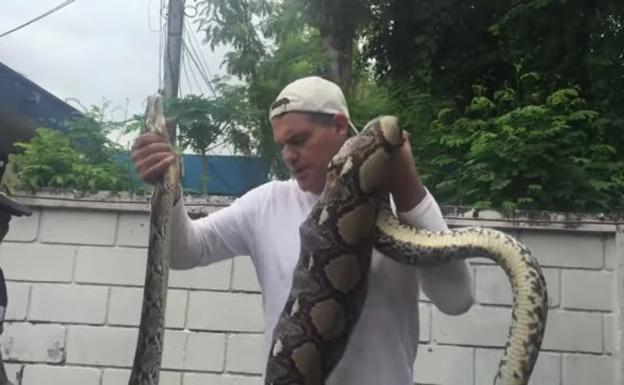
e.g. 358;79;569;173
132;131;254;270
396;191;475;315
389;134;474;315
168;191;254;270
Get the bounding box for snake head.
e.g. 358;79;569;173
324;116;404;197
143;94;169;139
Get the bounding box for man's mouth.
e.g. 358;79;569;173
293;167;309;178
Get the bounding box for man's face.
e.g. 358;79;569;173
272;112;348;194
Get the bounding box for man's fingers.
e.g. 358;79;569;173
138;154;176;184
131;141;173;164
132;132;165;149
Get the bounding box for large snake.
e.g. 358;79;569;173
265;116;548;385
130;97;547;385
129;94;178;385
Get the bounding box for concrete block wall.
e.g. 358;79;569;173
0;193;621;385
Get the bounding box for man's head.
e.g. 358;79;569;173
269;76;357;194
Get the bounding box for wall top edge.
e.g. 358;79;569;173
8;190;623;232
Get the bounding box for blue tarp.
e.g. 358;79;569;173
181;153;269;195
118;152;269;197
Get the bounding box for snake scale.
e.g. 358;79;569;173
129;94;178;385
131;95;547;385
265;116;548;385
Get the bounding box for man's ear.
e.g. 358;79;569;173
333;113;350;137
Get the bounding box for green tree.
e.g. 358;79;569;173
166;81;255;193
10;127;133;192
9;104;135;192
416;71;624;212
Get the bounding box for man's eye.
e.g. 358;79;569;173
290;136;307;146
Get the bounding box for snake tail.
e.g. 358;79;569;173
128;95;178;385
375;207;548;385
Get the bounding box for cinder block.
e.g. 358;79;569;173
542;310;602;353
476;265;559;307
475;349;560;385
40;209;117;245
0;243;74;282
413;344;473;385
184;332;226;371
6;282;30;321
432;306;510;347
75;246;147;286
519;231;603;269
21;365;100;385
562;354;615;385
4;363;21;385
169;259;232;291
419;303;431;343
226;333;264;374
4;210;39;242
604;314;614;354
29;284;107;324
183;373;263;385
0;323;65;363
117;213;150;247
107;287;187;329
604;235;616;269
231;256;260;292
162;330;187;370
187;292;263;332
562;270;613;311
66;326;135;366
102;369;181;385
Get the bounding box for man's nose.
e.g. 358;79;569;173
281;145;299;164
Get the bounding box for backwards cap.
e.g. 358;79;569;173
269;76;358;134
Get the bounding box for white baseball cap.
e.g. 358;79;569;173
269;76;358;134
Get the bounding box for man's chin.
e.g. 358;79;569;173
294;177;323;194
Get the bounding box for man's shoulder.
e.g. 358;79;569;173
237;178;300;205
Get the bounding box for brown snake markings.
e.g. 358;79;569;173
265;116;548;385
129;94;177;385
131;98;548;385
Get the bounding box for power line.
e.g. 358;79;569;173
185;21;217;93
0;0;79;39
183;25;216;95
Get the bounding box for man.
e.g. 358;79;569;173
132;76;473;384
0;151;31;385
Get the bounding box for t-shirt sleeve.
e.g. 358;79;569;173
396;188;475;315
168;191;256;270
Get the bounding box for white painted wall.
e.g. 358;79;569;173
0;192;620;385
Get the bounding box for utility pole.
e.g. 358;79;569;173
163;0;185;145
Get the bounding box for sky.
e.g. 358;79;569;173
0;0;229;147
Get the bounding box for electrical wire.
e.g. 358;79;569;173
182;45;204;94
184;21;217;95
183;31;216;95
0;0;79;39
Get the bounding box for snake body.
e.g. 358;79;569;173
129;94;177;385
130;99;547;385
266;116;548;385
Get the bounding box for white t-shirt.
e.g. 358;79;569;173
170;179;473;385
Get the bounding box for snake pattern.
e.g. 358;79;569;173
129;94;178;385
131;97;548;385
266;116;548;385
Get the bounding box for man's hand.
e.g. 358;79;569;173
132;132;177;185
388;132;427;212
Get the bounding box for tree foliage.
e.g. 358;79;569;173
185;0;624;211
414;70;624;212
10;107;134;192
